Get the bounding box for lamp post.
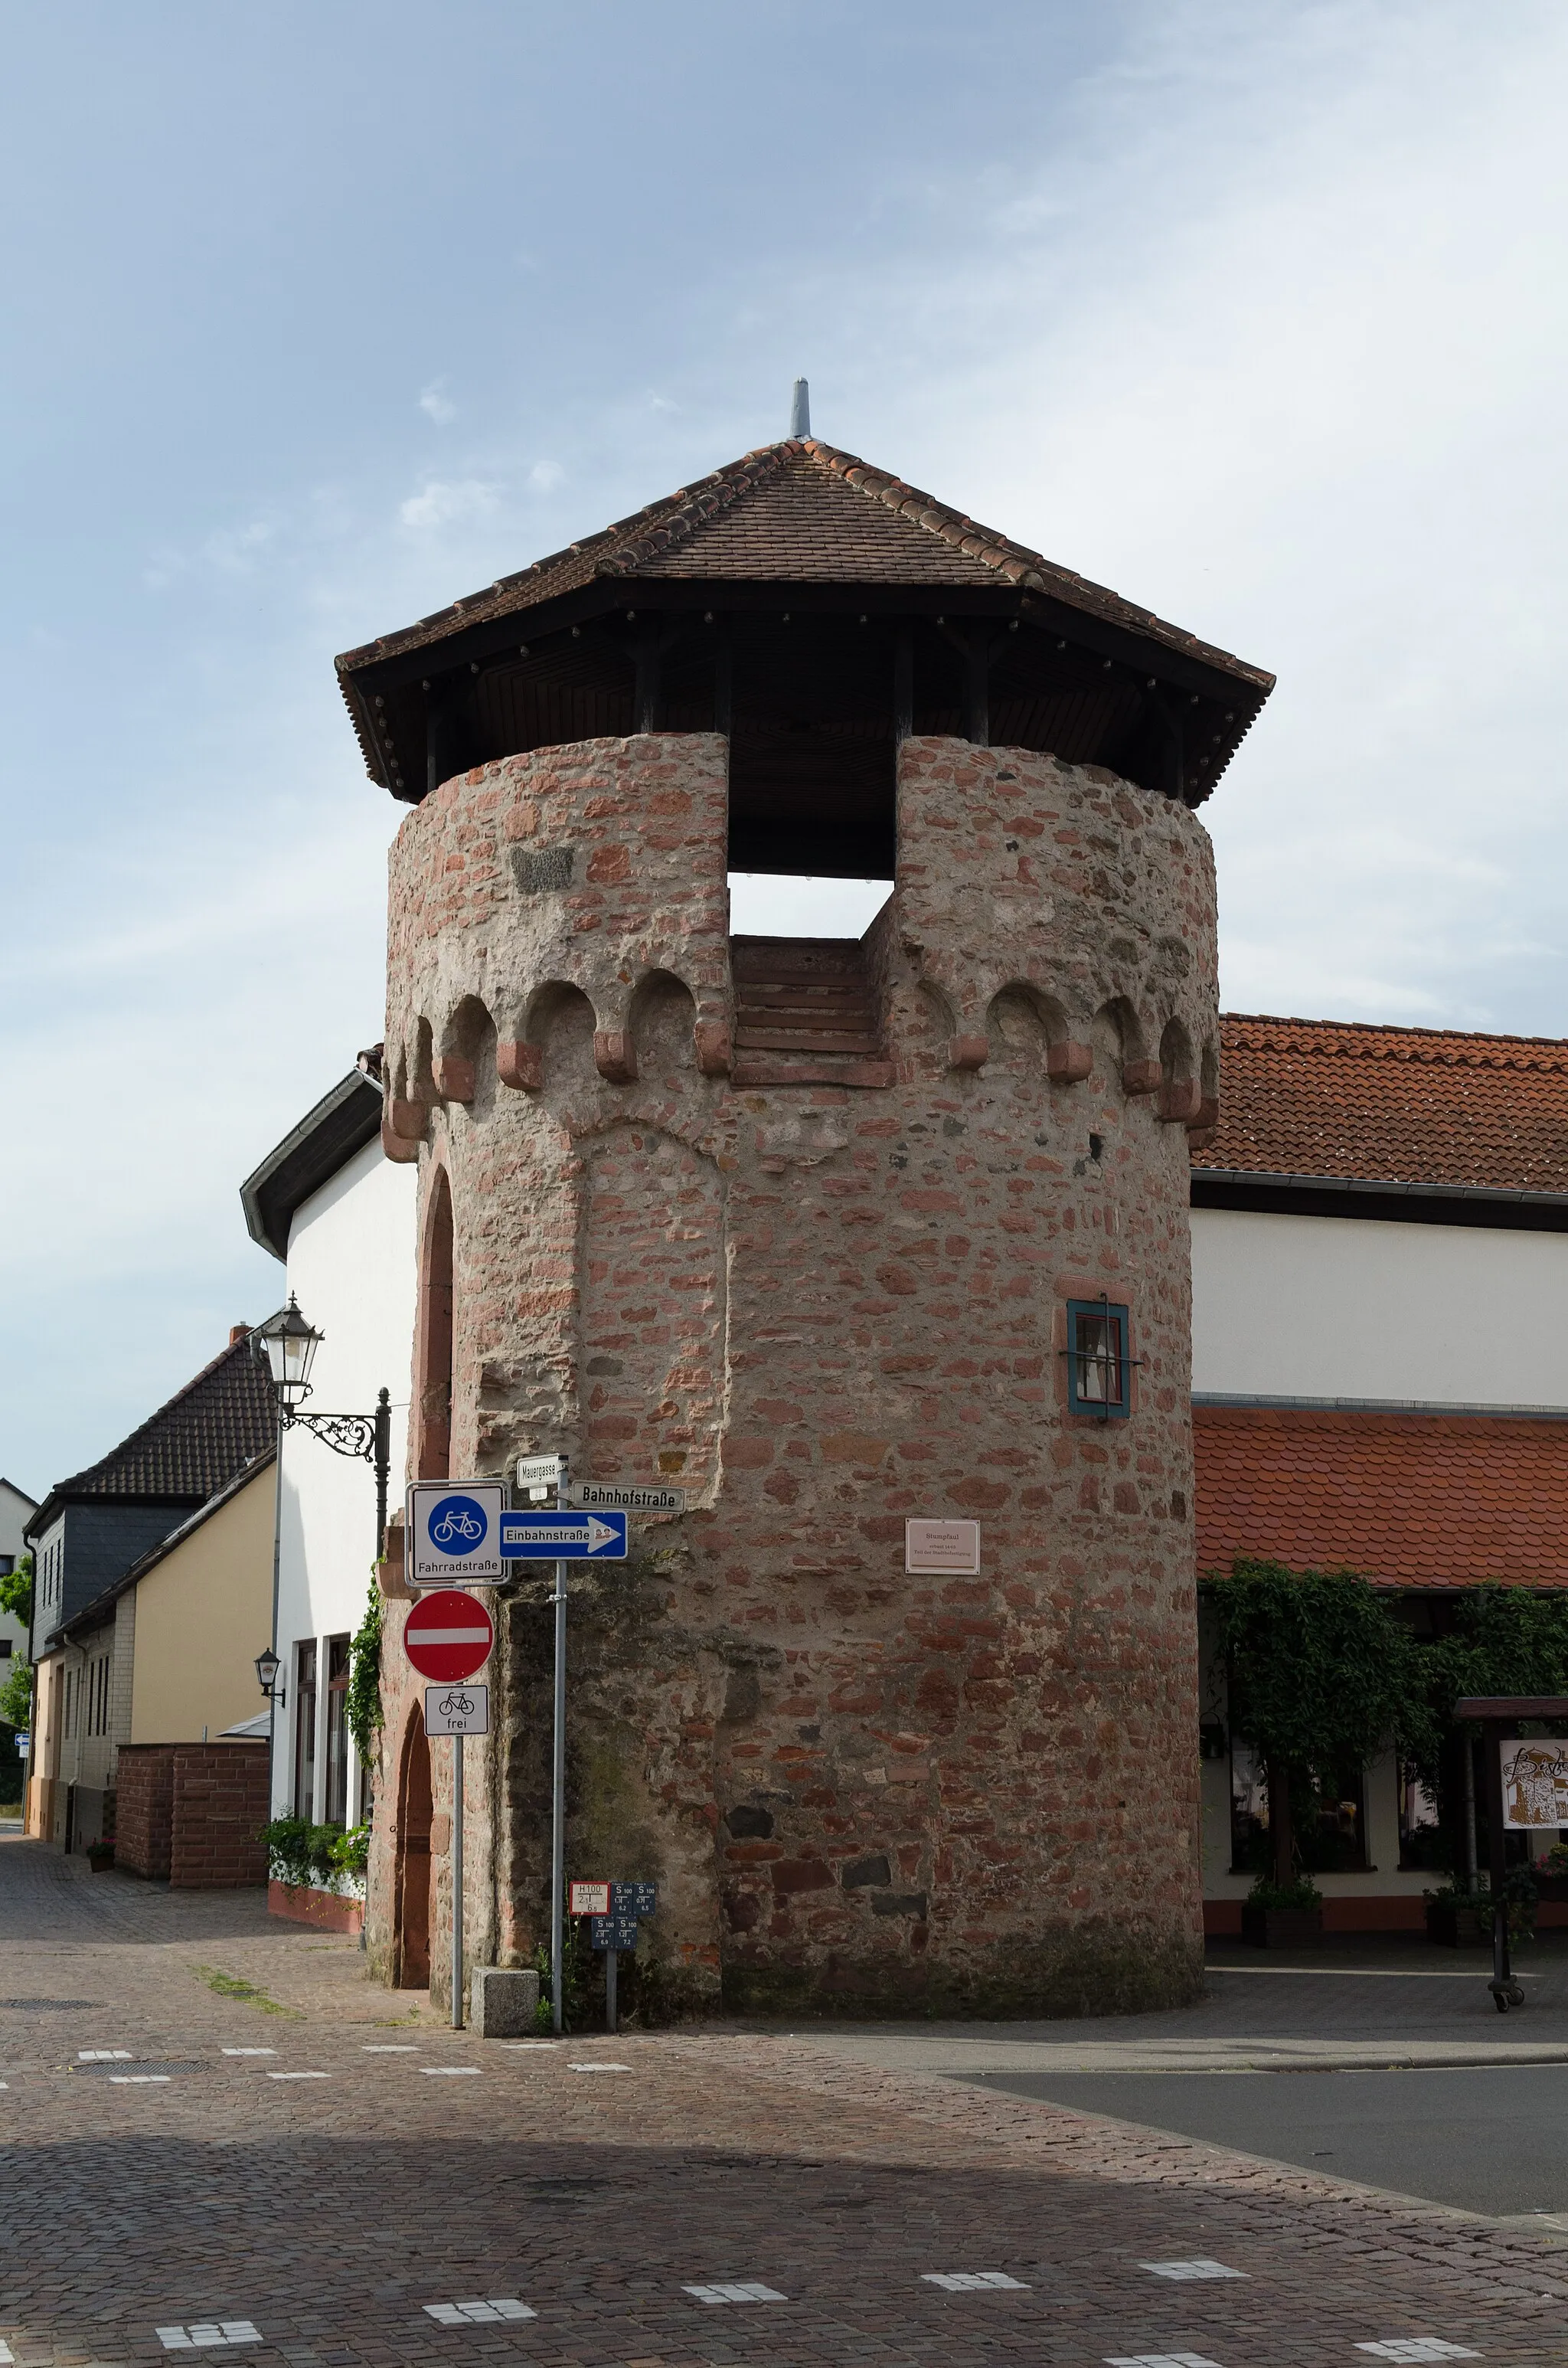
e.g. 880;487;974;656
254;1297;391;1817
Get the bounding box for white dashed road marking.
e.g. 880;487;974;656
363;2044;419;2052
1355;2347;1481;2363
156;2324;262;2350
111;2075;171;2085
220;2049;276;2058
421;2065;482;2075
265;2071;330;2081
423;2301;535;2324
1140;2260;1246;2281
921;2272;1030;2291
682;2283;786;2304
570;2062;632;2073
1105;2355;1223;2368
79;2049;132;2061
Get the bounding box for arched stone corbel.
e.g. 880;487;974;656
433;1055;475;1103
948;1033;989;1071
496;1040;544;1091
381;1114;421;1164
1047;1042;1093;1083
593;1029;637;1084
694;1017;732;1076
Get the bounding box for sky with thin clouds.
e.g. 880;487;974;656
1;0;1564;1491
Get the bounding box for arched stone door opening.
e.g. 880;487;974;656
394;1706;433;1987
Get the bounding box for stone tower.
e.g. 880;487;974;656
338;434;1273;2016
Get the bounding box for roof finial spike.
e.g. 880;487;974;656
789;377;810;440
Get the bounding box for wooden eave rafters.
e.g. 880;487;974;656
337;437;1273;805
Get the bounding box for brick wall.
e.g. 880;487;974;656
116;1745;175;1879
169;1743;269;1888
116;1742;268;1886
372;731;1217;2017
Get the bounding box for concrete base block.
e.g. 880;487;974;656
470;1966;541;2036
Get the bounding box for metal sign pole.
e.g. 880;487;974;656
452;1732;464;2029
550;1455;570;2034
606;1946;617;2035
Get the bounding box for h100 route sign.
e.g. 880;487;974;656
403;1588;494;1682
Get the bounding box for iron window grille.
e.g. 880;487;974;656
1063;1296;1135;1419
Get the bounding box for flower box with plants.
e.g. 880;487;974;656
1423;1884;1493;1947
261;1817;369;1931
83;1838;116;1874
1240;1876;1324;1948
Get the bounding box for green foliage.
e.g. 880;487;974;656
345;1581;382;1766
1422;1585;1568;1745
193;1964;298;2016
334;1823;370;1877
259;1815;364;1889
1210;1559;1436;1774
1246;1876;1323;1911
0;1551;32;1625
0;1658;32;1732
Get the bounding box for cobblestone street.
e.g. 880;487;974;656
2;1841;1566;2366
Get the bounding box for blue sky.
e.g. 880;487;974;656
2;0;1566;1493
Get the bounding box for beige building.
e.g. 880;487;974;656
31;1454;275;1851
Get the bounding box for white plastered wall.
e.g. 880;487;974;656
1191;1206;1568;1406
273;1138;416;1822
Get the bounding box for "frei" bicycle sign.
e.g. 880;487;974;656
406;1481;508;1585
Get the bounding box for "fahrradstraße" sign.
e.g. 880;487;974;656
406;1481;508;1585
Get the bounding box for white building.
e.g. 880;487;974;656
1191;1012;1568;1928
240;1056;416;1827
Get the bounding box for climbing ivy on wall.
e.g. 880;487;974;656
345;1579;382;1767
1208;1558;1436;1884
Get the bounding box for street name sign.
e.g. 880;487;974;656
500;1511;629;1559
517;1454;564;1492
404;1589;494;1682
425;1683;490;1737
905;1518;981;1575
569;1881;611;1915
407;1482;506;1585
573;1483;685;1514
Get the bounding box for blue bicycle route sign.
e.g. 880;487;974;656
498;1510;629;1559
406;1480;507;1585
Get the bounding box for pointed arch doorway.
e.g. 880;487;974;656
394;1706;433;1987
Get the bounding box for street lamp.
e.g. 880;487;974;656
254;1297;393;1821
257;1297;323;1410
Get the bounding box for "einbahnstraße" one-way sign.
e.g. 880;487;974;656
499;1511;629;1559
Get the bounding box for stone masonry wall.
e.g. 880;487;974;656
369;731;1217;2017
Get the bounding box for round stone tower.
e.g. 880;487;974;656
342;433;1272;2016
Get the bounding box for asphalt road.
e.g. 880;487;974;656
958;2059;1568;2218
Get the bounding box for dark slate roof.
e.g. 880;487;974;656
31;1333;276;1530
240;1065;384;1263
54;1447;276;1643
335;437;1274;793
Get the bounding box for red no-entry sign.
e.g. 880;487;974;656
403;1588;494;1682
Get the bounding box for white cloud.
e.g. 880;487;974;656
528;459;564;492
397;476;499;530
418;378;456;425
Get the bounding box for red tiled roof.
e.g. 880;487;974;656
336;440;1272;691
1195;1404;1568;1591
1200;1014;1568;1195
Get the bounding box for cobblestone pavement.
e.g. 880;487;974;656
2;1840;1566;2367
